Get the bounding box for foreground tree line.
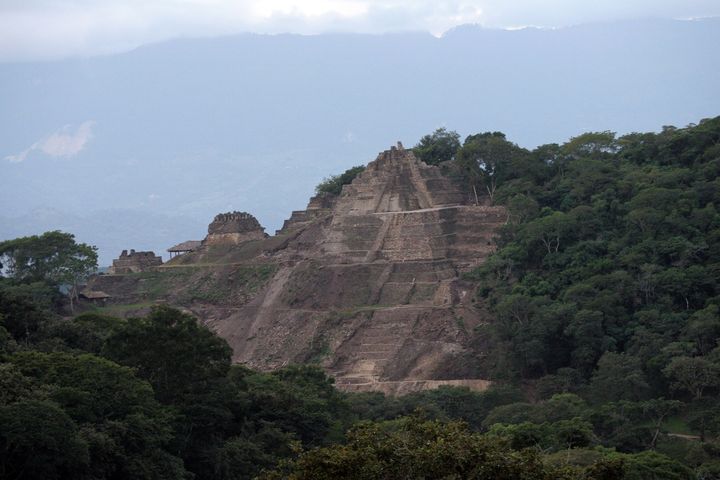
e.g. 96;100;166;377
1;117;719;478
0;298;705;479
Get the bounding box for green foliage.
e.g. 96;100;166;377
345;384;524;430
663;356;720;400
619;450;695;480
1;350;189;479
236;364;352;446
41;312;125;354
0;231;97;284
454;131;537;203
258;417;579;480
588;352;650;403
0;280;58;343
468;117;720;397
0;304;361;480
0;399;89;479
315;165;366;196
454;118;720;477
102;305;236;476
413;127;461;166
103;305;232;404
0;231;97;313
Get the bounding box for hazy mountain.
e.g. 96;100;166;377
1;18;719;265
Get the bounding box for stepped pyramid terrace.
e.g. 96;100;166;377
90;143;506;394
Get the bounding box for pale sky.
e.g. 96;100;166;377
1;0;719;61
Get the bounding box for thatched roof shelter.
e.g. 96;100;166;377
79;290;111;300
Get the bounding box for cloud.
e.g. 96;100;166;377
5;147;34;164
0;1;719;60
5;121;95;163
342;131;357;143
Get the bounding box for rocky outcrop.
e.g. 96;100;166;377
204;211;267;245
108;249;162;274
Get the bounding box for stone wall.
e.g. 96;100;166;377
277;193;338;234
332;144;466;216
204;211;267;245
108;249;162;274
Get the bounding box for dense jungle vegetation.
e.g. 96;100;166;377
1;117;719;479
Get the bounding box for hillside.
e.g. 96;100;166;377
90;144;504;394
3;117;720;478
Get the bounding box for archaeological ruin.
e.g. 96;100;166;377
107;249;162;274
204;211;267;245
90;143;505;394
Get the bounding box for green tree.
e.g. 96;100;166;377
103;305;232;404
42;312;125;354
315;166;366;196
684;305;720;355
103;306;234;477
562;131;618;158
552;417;594;449
0;281;54;343
6;350;189;479
588;352;650;403
663;356;720;400
455;132;528;204
0;231;97;311
0;399;89;480
621;450;694;480
640;398;683;448
487;421;551;450
259;417;578;480
413;127;461;166
239;365;351;446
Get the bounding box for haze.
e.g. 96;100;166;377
1;2;719;265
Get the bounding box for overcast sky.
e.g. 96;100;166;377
1;0;719;61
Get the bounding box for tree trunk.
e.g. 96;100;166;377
69;285;75;313
69;281;78;313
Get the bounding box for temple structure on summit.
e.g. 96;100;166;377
204;211;267;245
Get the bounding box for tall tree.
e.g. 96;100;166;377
413;127;461;166
663;356;720;400
455;132;527;204
0;231;97;311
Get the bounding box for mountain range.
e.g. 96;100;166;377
1;18;719;265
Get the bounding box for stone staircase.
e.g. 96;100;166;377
331;307;417;387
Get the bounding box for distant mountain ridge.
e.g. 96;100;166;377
1;18;718;263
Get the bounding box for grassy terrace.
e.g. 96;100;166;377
107;263;278;306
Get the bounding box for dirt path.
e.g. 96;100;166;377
666;433;701;441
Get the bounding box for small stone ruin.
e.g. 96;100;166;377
204;211;267;245
108;249;162;274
